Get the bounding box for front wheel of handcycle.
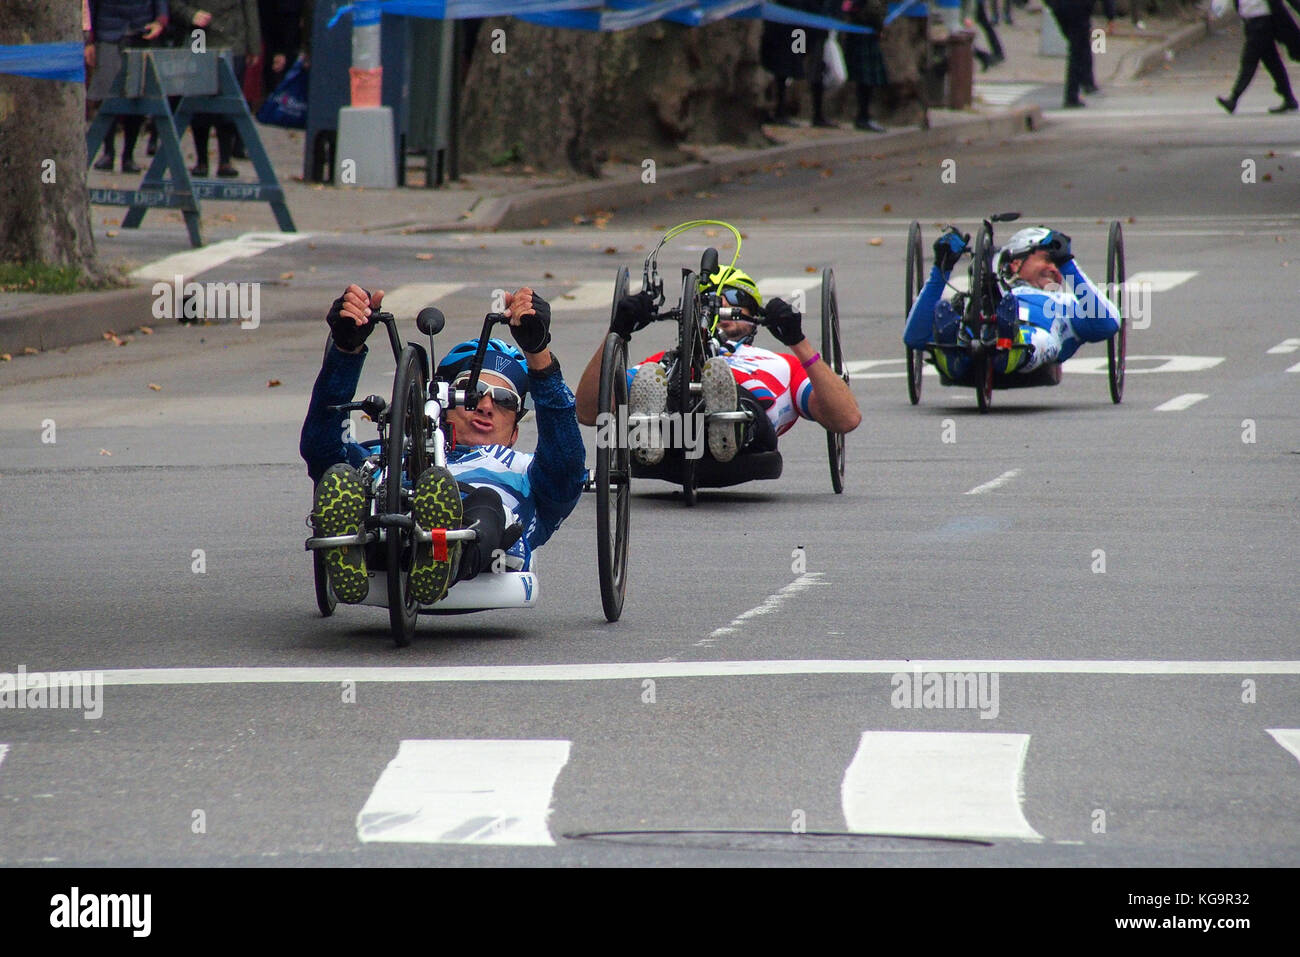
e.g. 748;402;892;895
677;271;704;507
906;221;924;405
313;549;336;617
386;345;431;646
596;331;630;622
821;267;847;493
975;348;994;414
1107;220;1127;404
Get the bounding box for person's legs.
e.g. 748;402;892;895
191;116;213;174
215;120;239;176
313;463;370;603
1056;8;1086;105
452;484;522;583
975;0;1005;61
410;466;463;603
120;116;144;172
95;119;118;170
1229;18;1267;104
737;387;778;454
854;83;883;131
1256;21;1298;106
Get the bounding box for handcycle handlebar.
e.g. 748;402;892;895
459;312;510;412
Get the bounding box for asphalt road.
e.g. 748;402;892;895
0;26;1297;868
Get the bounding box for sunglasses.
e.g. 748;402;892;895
452;374;522;414
719;287;761;313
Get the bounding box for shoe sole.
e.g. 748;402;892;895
410;467;462;605
313;465;369;604
629;364;669;465
703;359;741;463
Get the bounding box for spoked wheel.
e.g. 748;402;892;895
386;345;431;647
596;331;630;622
905;221;925;405
676;272;705;507
313;549;337;617
975;347;994;413
968;225;997;414
821;267;847;494
609;264;630;333
1107;220;1127;404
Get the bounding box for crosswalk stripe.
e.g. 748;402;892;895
0;744;7;768
129;231;312;283
1155;392;1209;411
974;83;1040;106
356;739;570;845
756;276;821;301
1126;271;1198;293
378;283;469;319
1267;730;1300;767
1287;361;1300;374
1266;338;1300;354
841;731;1043;841
556;281;617;311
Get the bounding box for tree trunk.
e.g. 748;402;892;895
0;1;100;275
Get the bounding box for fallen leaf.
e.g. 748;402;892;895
805;266;817;273
139;326;153;335
415;253;434;261
106;230;118;237
102;331;117;340
522;239;536;245
819;169;832;178
540;239;552;246
1263;173;1273;182
23;347;38;355
1127;216;1136;223
280;271;294;280
219;213;237;222
882;203;892;213
544;272;555;279
538;218;550;227
99;449;112;456
267;378;282;387
603;247;618;255
148;383;162;391
0;354;10;361
704;229;718;237
869;238;884;246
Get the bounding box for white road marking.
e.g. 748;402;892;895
841;732;1043;841
356;739;570;845
1155;392;1209;412
0;744;7;768
21;661;1300;688
1062;355;1224;375
557;281;617;311
965;469;1022;495
973;83;1041;106
1266;338;1300;354
1125;271;1198;293
756;276;821;301
129;232;312;283
698;573;826;644
378;283;469;318
1286;361;1300;374
1267;730;1300;767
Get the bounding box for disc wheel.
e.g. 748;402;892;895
677;272;704;507
596;331;630;622
313;548;336;617
821;267;847;493
386;345;430;647
905;221;924;405
1107;220;1127;404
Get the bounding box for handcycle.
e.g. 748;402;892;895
305;305;631;646
612;219;849;505
904;213;1127;412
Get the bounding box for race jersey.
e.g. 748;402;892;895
301;343;586;571
634;342;814;436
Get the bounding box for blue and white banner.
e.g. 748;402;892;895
0;42;84;83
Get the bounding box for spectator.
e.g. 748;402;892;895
258;0;304;103
840;0;889;131
760;14;807;123
1213;0;1300;114
1046;0;1096;107
971;0;1005;71
87;0;170;173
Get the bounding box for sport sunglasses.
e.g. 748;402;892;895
719;287;761;313
452;373;522;413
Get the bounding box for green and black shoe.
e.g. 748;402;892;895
312;463;370;604
410;466;463;605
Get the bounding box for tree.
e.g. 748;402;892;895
0;1;100;276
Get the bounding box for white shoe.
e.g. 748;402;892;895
629;362;669;465
702;357;741;463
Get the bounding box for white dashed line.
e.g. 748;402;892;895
1155;393;1209;412
1125;271;1198;293
1267;730;1300;768
965;469;1022;495
1286;361;1300;374
697;573;826;645
1266;338;1300;354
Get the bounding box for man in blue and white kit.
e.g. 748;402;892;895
301;284;585;607
903;225;1120;381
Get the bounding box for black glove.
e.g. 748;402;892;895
326;288;377;352
611;290;656;340
510;292;551;354
763;297;805;347
934;227;970;274
1044;230;1073;265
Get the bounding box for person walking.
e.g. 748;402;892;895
839;0;889;131
1046;0;1095;107
1213;0;1300;114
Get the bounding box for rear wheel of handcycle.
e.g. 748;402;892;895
905;221;925;405
975;347;994;414
386;345;431;647
1107;220;1127;404
677;272;704;507
969;225;996;414
313;549;336;617
596;331;630;622
821;267;847;494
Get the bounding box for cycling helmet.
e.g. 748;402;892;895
702;265;764;315
436;337;530;410
996;226;1071;280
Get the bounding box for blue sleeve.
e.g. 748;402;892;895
1061;260;1120;343
525;366;587;548
299;341;374;484
903;265;949;349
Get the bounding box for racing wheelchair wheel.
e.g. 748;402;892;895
386;345;431;646
313;549;337;617
969;224;997;414
596;331;631;622
821;267;847;493
1107;220;1127;405
905;221;925;405
676;271;706;507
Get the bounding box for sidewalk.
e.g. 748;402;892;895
2;10;1209;357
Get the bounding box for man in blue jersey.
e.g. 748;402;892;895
903;225;1120;381
301;284;585;606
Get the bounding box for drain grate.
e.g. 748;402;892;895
565;830;991;854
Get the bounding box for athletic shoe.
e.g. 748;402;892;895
702;356;741;463
312;463;370;603
93;153;114;171
1216;95;1236;114
629;362;669;465
409;466;462;605
1269;99;1299;114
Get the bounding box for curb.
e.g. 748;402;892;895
1129;18;1212;79
0;286;157;357
433;107;1042;233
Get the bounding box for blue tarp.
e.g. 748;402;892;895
0;42;84;82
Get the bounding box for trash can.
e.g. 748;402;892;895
945;31;975;110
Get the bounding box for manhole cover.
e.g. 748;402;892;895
565;830;991;854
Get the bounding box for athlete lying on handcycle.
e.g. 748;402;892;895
575;264;861;461
903;225;1120;379
300;284;585;607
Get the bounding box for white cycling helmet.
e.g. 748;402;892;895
996;226;1070;280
